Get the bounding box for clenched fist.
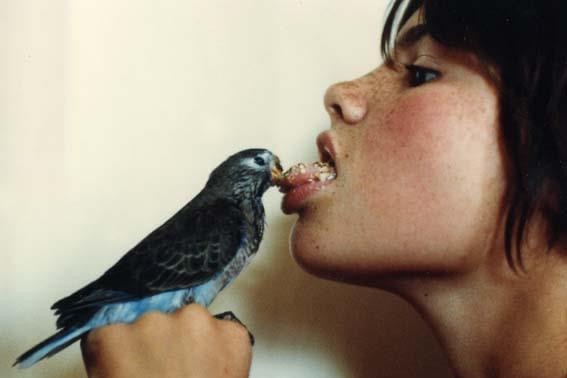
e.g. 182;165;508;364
81;304;252;378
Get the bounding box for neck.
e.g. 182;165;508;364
392;253;567;378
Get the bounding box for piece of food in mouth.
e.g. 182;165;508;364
276;161;337;192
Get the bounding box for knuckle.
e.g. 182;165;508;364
181;303;209;317
88;323;127;343
222;321;250;344
135;310;168;330
176;304;211;323
175;304;215;336
81;323;128;361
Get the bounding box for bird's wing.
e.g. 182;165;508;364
52;199;244;319
115;199;245;293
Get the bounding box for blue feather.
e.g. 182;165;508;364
15;274;227;368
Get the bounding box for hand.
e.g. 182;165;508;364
81;304;252;378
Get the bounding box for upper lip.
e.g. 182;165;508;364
316;131;337;167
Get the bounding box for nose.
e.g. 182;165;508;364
324;80;368;125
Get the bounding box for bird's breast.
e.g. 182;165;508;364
217;243;254;292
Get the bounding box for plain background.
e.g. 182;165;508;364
2;1;453;377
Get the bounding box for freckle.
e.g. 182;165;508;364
345;153;350;159
424;293;429;298
315;245;320;250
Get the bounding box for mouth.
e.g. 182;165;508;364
277;161;336;192
277;133;338;214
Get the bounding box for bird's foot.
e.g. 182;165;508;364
213;311;255;346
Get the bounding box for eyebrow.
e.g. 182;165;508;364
396;23;429;50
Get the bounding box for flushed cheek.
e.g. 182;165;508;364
351;88;502;263
372;85;495;177
358;90;467;198
370;88;467;160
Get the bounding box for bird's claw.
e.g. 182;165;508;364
213;311;255;346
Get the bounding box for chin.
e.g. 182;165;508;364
290;222;389;288
289;211;478;288
289;214;372;284
289;215;342;279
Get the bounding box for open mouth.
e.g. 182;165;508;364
276;160;336;193
275;131;338;213
276;150;337;214
277;131;338;192
277;160;336;214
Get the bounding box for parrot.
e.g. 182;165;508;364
14;148;283;368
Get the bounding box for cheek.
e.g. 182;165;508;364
365;88;467;169
350;86;504;263
362;85;499;191
357;90;469;204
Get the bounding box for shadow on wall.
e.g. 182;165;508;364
243;215;454;378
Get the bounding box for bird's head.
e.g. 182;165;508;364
206;149;283;199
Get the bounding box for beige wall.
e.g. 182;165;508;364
2;1;452;377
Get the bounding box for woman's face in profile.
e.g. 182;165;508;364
289;12;508;284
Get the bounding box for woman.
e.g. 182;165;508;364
83;0;567;376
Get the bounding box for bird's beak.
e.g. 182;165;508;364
271;155;284;186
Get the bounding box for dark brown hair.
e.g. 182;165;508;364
381;0;567;270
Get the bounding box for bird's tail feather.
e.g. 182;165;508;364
13;325;90;368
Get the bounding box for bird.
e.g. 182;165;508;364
14;148;283;368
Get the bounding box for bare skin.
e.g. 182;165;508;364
81;304;252;378
289;10;567;378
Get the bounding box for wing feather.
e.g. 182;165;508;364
52;199;244;327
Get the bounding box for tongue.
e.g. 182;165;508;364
277;162;336;192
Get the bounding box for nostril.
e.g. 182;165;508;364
330;103;343;119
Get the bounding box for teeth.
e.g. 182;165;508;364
282;163;306;178
316;170;336;182
282;161;336;181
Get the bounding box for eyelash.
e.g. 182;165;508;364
404;64;440;87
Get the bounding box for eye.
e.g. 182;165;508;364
254;156;266;166
405;64;440;87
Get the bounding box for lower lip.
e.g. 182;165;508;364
281;180;334;214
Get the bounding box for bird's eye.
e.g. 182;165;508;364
254;156;266;166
